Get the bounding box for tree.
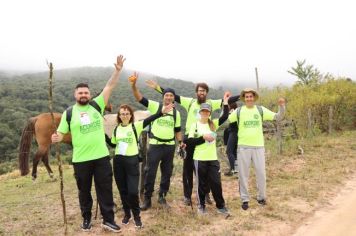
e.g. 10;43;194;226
288;60;321;85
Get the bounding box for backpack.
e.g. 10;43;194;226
148;103;177;142
236;105;264;129
66;100;102;131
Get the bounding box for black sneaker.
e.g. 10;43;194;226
242;201;249;210
140;197;152;211
158;194;170;208
205;194;213;205
121;215;131;225
257;199;267;206
81;218;92;232
134;216;143;229
101;221;121;233
183;197;192;206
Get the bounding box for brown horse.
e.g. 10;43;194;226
18;109;150;180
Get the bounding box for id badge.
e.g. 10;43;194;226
80;112;91;125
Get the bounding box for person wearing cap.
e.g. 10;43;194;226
187;92;230;214
228;88;286;210
129;72;183;210
146;80;238;206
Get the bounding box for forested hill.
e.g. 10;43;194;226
0;67;231;162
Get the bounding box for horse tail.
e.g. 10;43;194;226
18;117;37;176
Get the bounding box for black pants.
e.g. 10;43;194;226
73;156;114;223
183;135;195;199
144;144;175;198
113;155;140;218
226;131;237;170
194;160;225;209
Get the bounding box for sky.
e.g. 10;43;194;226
0;0;355;87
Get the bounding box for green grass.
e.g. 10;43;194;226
0;130;355;235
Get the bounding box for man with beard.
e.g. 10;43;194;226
129;72;183;210
146;80;239;206
51;55;125;233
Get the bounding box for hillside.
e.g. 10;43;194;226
0;67;237;162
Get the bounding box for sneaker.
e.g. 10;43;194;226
197;205;207;214
134;216;143;229
217;207;230;216
140;197;152;211
224;170;233;176
121;215;131;225
158;194;170;208
205;194;213;205
183;197;192;206
81;218;92;232
242;201;249;210
257;199;267;206
101;221;121;233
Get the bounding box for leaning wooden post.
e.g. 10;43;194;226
47;62;68;233
328;106;333;135
139;131;148;200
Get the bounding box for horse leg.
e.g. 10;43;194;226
32;151;42;181
42;151;54;178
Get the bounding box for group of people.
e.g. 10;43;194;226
51;55;286;233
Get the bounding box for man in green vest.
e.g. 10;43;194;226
129;72;183;210
228;88;285;210
51;55;125;233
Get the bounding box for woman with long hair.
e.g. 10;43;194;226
187;92;230;215
111;103;173;228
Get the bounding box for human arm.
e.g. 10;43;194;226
129;72;144;102
218;92;230;125
145;80;182;103
274;98;286;121
142;103;175;128
102;55;126;105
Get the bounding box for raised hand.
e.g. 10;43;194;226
146;80;159;90
114;55;126;72
278;97;286;106
128;72;138;86
223;91;231;104
162;103;174;114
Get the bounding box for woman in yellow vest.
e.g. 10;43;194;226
187;93;230;215
110;103;173;228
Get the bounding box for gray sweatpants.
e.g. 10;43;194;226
237;146;266;202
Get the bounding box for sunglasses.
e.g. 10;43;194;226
120;113;131;116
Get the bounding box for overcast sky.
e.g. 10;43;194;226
0;0;355;86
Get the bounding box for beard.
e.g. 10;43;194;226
77;97;90;105
197;95;206;104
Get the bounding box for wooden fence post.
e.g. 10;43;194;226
307;108;313;136
328;106;333;134
255;67;260;92
276;121;282;154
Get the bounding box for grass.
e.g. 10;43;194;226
0;130;355;235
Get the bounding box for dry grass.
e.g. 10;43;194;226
0;131;355;235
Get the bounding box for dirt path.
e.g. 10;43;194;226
293;175;356;236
